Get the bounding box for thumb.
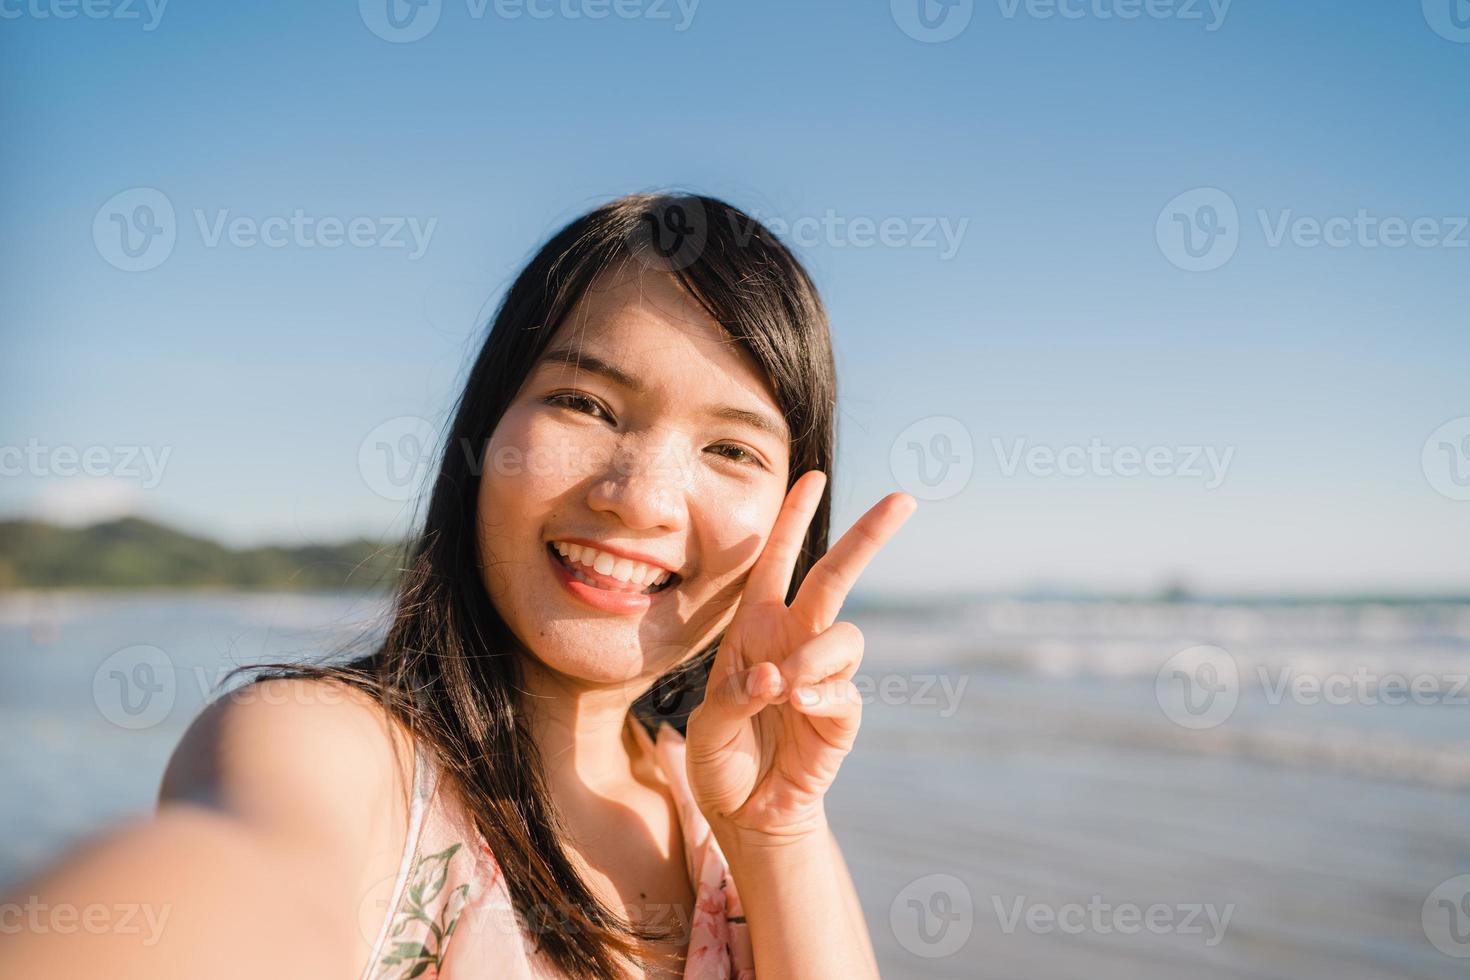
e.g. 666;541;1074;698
687;660;785;751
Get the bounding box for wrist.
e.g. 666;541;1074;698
710;810;832;866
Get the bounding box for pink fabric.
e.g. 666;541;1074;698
362;721;754;980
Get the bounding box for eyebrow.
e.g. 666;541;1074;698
535;345;790;441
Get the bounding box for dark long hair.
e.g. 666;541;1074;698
248;193;836;977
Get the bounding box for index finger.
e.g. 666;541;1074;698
742;469;828;606
789;491;917;632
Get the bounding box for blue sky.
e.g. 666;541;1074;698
3;0;1468;595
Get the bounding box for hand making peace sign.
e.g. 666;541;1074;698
684;471;917;845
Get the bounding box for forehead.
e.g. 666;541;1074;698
546;265;779;408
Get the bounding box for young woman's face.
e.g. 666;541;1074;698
477;264;793;691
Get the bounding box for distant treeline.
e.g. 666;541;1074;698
0;517;405;590
1;517;1462;604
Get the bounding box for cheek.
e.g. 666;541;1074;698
481;407;611;505
477;409;591;586
721;491;772;539
690;479;785;585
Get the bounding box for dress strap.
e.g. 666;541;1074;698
359;739;437;980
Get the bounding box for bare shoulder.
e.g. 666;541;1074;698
0;678;423;980
159;675;421;976
160;674;416;865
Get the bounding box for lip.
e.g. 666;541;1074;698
549;536;682;577
546;544;675;615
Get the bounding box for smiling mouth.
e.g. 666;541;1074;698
546;542;680;596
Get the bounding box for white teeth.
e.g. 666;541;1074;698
551;541;674;590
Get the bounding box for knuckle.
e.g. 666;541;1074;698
852;521;883;549
809;561;843;588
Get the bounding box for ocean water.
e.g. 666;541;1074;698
1;591;1467;979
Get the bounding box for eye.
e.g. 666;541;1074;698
545;391;612;421
707;443;765;469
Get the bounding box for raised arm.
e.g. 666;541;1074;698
685;471;917;978
0;678;413;980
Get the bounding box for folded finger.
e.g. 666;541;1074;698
789;679;864;747
779;621;864;691
688;661;784;755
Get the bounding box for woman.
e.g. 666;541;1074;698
0;193;915;979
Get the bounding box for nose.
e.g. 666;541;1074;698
585;431;691;532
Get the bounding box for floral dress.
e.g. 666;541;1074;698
360;720;755;980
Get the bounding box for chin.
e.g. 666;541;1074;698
524;621;668;688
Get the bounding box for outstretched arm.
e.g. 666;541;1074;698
0;678;411;980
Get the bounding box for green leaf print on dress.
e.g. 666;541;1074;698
375;843;471;980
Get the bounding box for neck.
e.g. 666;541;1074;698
517;656;651;803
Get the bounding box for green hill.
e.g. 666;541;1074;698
0;517;404;590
